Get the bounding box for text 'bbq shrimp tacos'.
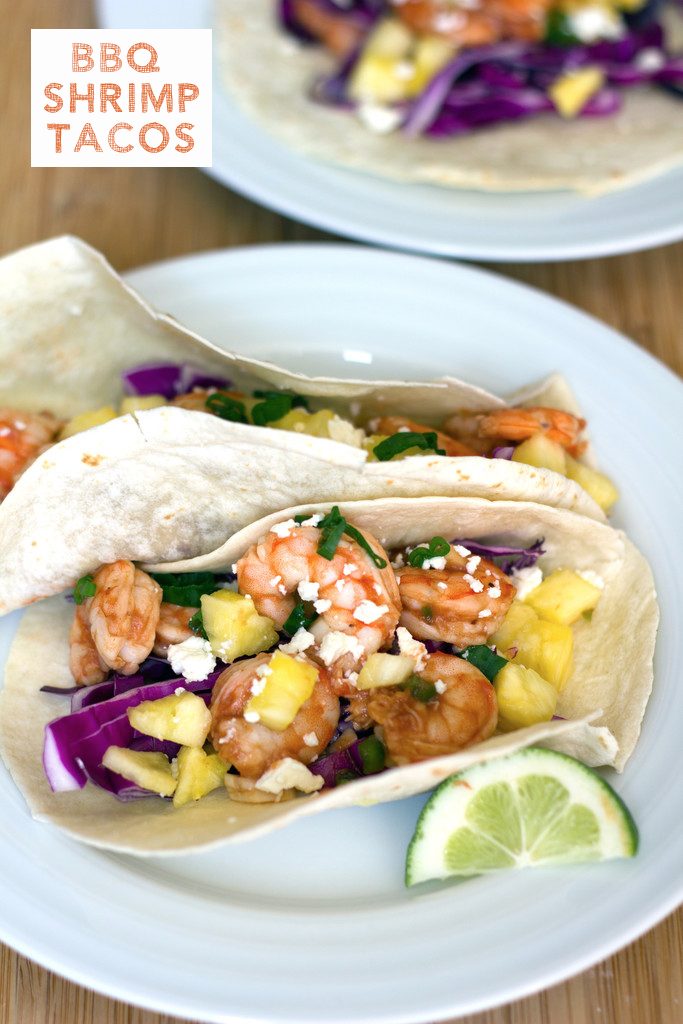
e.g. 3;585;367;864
217;1;683;195
0;496;657;855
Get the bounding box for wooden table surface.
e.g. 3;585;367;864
2;2;682;1023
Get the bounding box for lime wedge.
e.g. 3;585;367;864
405;747;637;886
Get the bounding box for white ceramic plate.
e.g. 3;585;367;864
96;0;683;262
1;245;682;1023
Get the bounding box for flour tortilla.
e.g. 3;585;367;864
216;3;683;196
0;496;656;855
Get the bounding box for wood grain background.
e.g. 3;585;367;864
1;2;681;1023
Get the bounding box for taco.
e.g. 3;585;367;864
217;1;683;195
0;496;657;855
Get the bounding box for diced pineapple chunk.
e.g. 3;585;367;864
272;408;332;437
201;590;278;663
492;602;574;691
413;36;456;91
524;568;601;626
356;653;416;690
120;394;167;414
549;67;604;119
565;455;619;512
494;663;558;732
59;406;118;440
245;652;318;732
361;16;414;59
490;600;538;654
102;746;177;796
512;434;567;475
128;691;211;748
349;18;453;103
172;746;228;808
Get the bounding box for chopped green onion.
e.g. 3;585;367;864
458;645;507;682
205;393;248;423
283;600;317;637
73;574;96;605
317;506;347;561
151;571;217;608
358;736;386;775
188;609;207;639
316;506;387;569
403;674;438;703
251;390;308;426
372;431;446;462
544;9;579;46
335;769;358;786
408;536;451;567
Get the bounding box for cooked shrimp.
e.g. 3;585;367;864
290;0;368;56
83;561;162;677
69;602;108;686
397;545;514;646
153;602;196;656
444;406;586;455
370;416;478;458
210;653;340;778
390;0;553;46
364;651;497;764
0;408;61;499
237;521;400;692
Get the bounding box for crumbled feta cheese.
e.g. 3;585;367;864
569;5;624;43
303;732;319;747
327;416;365;448
318;631;364;666
0;427;10;437
466;555;481;575
396;626;427;671
464;573;484;593
167;636;216;682
343;563;357;576
314;598;332;613
335;579;346;592
391;552;405;569
297;580;320;602
278;584;287;596
397;425;411;433
255;758;324;795
422;555;447;571
256;663;273;677
357;102;404;134
374;583;382;596
454;544;471;557
243;710;261;724
231;563;238;573
279;628;316;656
577;569;605;590
250;676;267;697
635;47;665;72
436;581;447;591
434;679;447;695
174;687;186;696
511;565;544;600
353;601;389;624
269;575;282;588
478;608;493;619
488;583;502;599
299;513;324;527
270;518;297;538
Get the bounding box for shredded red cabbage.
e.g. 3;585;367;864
453;538;545;575
121;362;231;400
284;0;682;137
491;446;516;460
43;672;221;797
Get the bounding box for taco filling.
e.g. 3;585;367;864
280;0;683;136
43;507;615;809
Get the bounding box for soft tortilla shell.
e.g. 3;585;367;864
0;405;602;616
0;496;655;855
216;3;683;197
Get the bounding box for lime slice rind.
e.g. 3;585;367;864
406;747;638;887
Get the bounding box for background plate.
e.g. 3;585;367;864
1;245;682;1023
97;0;683;262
